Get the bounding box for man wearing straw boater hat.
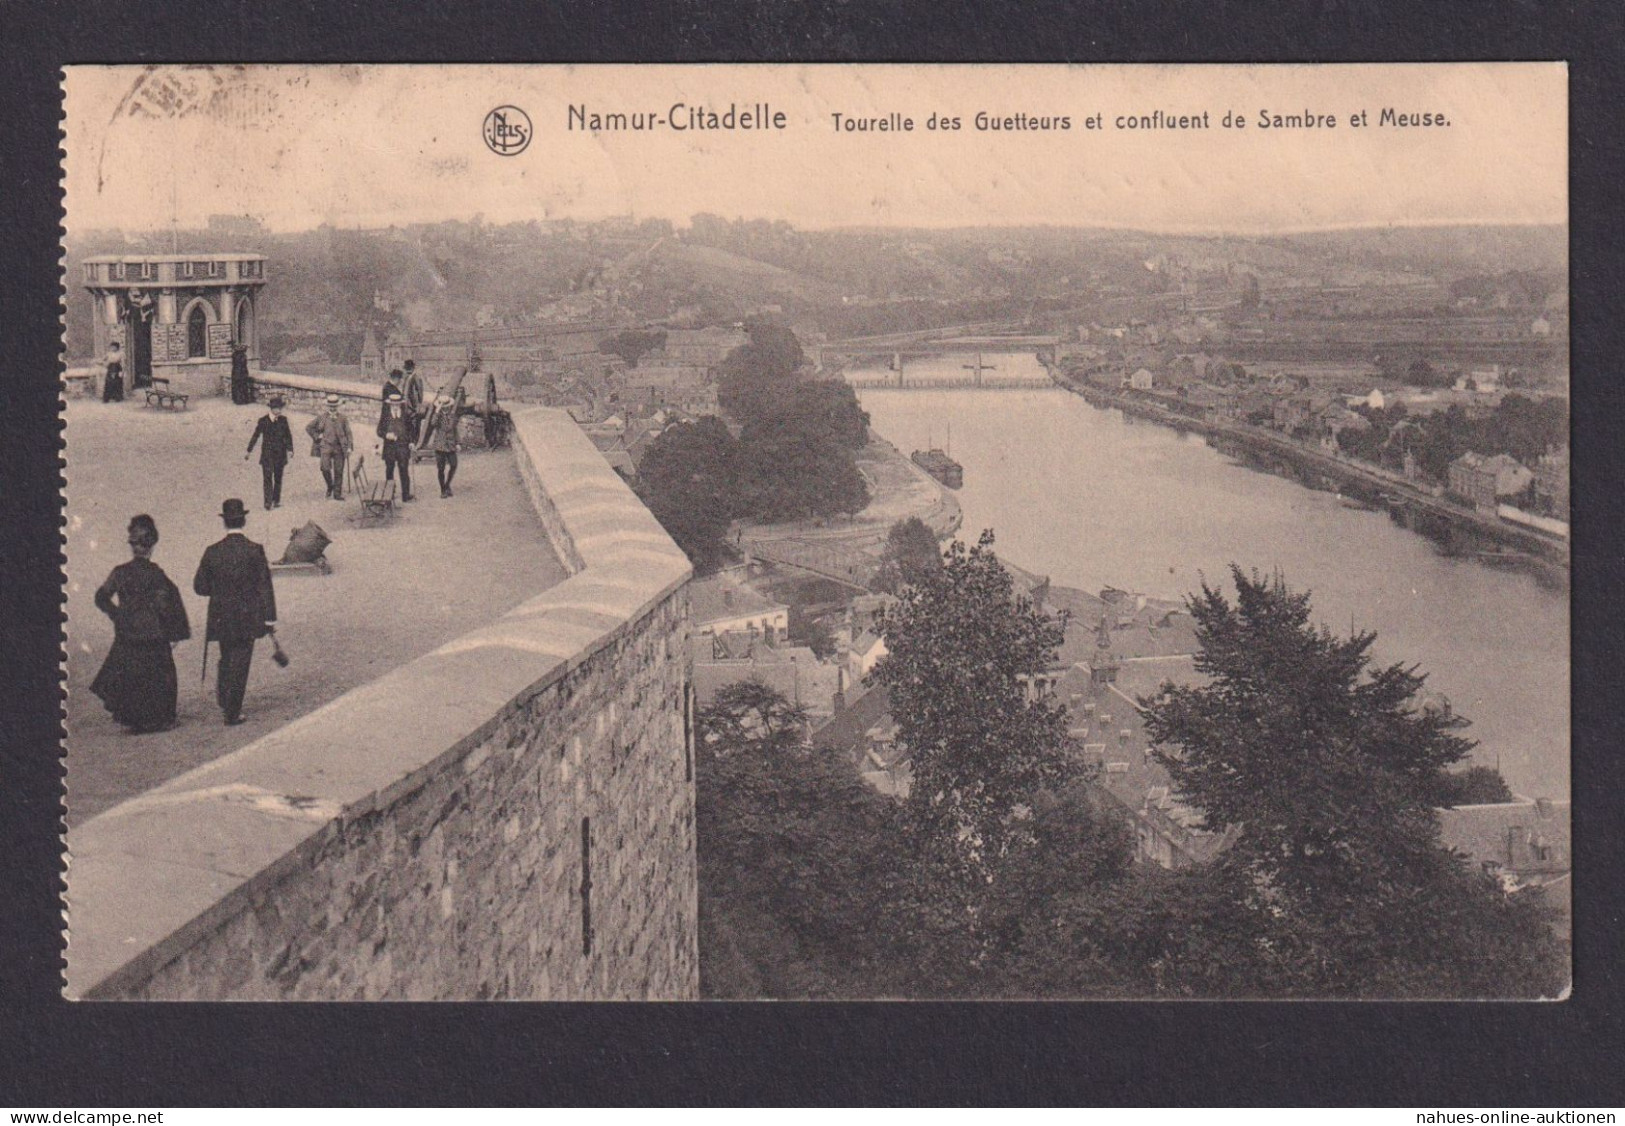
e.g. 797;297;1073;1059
305;393;354;501
193;498;277;726
376;386;420;502
429;393;461;498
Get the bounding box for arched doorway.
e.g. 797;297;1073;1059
124;291;155;388
187;305;209;358
234;295;254;357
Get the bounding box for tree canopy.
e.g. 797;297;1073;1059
870;531;1073;873
776;380;871;451
717;320;806;426
1145;568;1473;898
633;416;739;573
1139;567;1566;997
637;321;871;555
692;563;1564;1000
873;516;943;594
736;416;871;523
695;681;904;998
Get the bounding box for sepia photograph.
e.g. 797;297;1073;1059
59;63;1569;1002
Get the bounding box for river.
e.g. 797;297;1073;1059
855;353;1569;799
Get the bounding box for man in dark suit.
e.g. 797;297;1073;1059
376;388;421;502
193;498;277;726
245;395;295;509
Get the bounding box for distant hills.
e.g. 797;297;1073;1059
62;219;1565;364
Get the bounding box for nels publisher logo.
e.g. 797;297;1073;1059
483;105;532;156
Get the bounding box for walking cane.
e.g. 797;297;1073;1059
200;637;209;684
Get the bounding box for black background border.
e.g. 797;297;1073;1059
3;1;1622;1107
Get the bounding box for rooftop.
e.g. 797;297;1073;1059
688;570;789;629
84;253;267;262
1437;798;1571;875
1057;652;1205;814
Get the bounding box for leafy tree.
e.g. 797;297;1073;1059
870;531;1073;875
736;418;871;523
1140;567;1565;997
1486;393;1567;465
598;328;667;369
633;416;739;573
1411;404;1474;483
697;679;809;756
695;682;905;998
873;516;943;594
788;605;837;660
717;320;806;426
1429;764;1515;807
778;380;871;451
1406;396;1567;483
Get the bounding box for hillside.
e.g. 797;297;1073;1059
62;218;1566;363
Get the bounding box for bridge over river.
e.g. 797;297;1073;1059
816;332;1062;389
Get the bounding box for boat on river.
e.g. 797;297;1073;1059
912;447;964;489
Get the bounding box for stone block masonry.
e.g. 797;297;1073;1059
65;408;697;1000
250;370;380;413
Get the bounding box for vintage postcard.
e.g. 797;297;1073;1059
61;63;1568;1000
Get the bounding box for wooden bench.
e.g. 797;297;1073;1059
143;379;190;411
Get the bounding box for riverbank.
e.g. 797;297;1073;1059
1048;370;1569;587
737;433;961;588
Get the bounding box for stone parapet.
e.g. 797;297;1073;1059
65;408;697;1000
251;370;381;412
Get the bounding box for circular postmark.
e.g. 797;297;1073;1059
482;105;533;156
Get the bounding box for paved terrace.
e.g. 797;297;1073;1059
64;406;695;999
64;396;568;823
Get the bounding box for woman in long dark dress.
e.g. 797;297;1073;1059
89;515;191;733
229;342;255;405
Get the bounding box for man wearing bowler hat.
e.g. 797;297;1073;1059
245;394;295;509
193;498;277;726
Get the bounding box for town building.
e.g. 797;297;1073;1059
692;635;846;722
689;570;790;643
1438;798;1571;941
81;253;267;396
655;326;749;370
1448;452;1535;514
1534;447;1570;519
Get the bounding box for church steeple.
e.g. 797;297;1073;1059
360;323;383;377
1090;613;1120;685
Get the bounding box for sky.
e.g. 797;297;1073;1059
64;63;1566;236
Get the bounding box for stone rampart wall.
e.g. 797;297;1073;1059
251;370;380;412
66;408;697;1000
